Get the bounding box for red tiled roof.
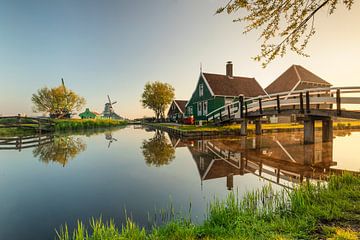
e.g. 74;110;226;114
265;65;331;94
174;100;188;113
203;73;266;97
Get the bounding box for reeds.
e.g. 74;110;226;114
55;174;360;240
54;119;127;131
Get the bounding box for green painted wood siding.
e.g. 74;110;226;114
186;75;226;121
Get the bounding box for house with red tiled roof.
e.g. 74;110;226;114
167;100;188;122
185;61;266;121
265;65;332;94
266;65;332;123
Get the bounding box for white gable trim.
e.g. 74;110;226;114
201;72;215;96
173;100;184;114
285;65;302;100
185;73;215;108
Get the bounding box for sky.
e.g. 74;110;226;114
0;0;359;119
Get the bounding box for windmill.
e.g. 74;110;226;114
102;95;122;119
61;78;71;118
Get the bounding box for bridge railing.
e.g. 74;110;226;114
206;86;360;122
0;116;55;131
0;134;54;150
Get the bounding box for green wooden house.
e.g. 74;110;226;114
79;108;99;119
185;61;266;121
167;100;188;122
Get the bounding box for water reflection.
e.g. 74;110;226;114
105;132;117;148
168;131;357;190
32;135;86;166
141;130;175;167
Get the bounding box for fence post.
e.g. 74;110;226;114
258;98;263;115
300;92;304;114
219;110;222;121
239;95;244;118
336;89;341;116
276;95;281;113
227;105;231;119
245;102;248;117
306;91;310;113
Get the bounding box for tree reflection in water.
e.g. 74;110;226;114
141;130;175;167
32;135;86;166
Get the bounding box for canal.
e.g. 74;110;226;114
0;126;359;239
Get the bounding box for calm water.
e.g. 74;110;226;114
0;126;359;240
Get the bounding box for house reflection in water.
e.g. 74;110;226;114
169;131;341;190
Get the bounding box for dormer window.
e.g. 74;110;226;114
199;84;204;97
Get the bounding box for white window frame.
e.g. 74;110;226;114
188;106;193;116
198;102;202;116
203;101;208;115
199;84;204;97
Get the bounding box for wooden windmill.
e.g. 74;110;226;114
102;95;121;119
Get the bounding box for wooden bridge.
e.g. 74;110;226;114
206;87;360;144
0;116;55;133
0;134;54;151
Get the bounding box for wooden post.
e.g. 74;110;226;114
227;105;231;119
306;91;310;113
300;92;304;114
239;95;244;118
17;114;21;128
219;110;222;121
245;103;248;117
276;95;281;113
336;89;341;116
258;98;263;114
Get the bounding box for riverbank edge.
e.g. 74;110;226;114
0;119;128;137
143;121;360;138
56;174;360;240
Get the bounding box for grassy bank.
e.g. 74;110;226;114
54;119;127;131
56;174;360;240
0;119;128;137
151;120;360;133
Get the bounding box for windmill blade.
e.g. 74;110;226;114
107;95;111;104
112;101;117;105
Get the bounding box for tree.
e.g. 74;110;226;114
32;84;86;118
141;81;175;121
216;0;354;67
141;130;175;167
32;135;86;166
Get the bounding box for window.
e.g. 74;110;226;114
198;102;202;116
199;84;204;97
203;101;208;115
188;106;193;116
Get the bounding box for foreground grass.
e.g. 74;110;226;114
152;121;360;133
54;119;127;131
56;174;360;240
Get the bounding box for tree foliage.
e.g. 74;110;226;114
216;0;354;67
33;136;86;166
141;81;175;121
32;85;86;118
141;130;175;167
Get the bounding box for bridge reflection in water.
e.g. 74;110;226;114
169;131;356;190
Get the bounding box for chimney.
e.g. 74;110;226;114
226;61;233;77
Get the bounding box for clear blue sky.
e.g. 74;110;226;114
1;0;359;118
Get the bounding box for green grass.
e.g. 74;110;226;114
0;119;128;136
54;119;128;131
56;174;360;240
